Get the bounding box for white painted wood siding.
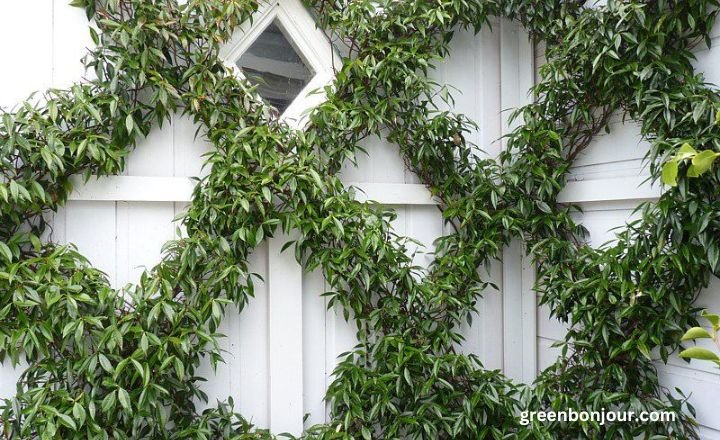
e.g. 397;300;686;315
535;23;720;440
4;2;718;438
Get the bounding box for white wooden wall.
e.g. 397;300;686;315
2;2;719;438
535;21;720;440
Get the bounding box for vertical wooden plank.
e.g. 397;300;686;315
267;232;304;435
173;114;213;178
479;19;503;159
450;22;503;371
500;19;521;382
405;205;443;269
340;135;406;185
43;206;67;244
125;202;175;283
115;201;130;288
500;20;521;152
0;1;53;108
0;361;24;402
503;240;536;383
518;26;537;383
116;202;175;287
500;18;534;148
194;304;237;415
517;25;535;113
128;124;175;176
339;134;373;184
459;262;505;370
237;242;270;427
325;306;357;421
520;252;537;382
502;239;522;381
471;261;505;371
53;0;93;88
302;268;328;427
64;201;117;284
500;20;537;383
435;28;480;147
369;134;407;184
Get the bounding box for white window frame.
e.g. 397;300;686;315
220;0;338;128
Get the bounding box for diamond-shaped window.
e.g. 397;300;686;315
235;20;316;114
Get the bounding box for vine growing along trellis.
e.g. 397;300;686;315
0;0;719;438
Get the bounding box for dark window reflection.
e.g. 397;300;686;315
236;21;315;114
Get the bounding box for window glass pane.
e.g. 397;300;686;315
236;21;315;114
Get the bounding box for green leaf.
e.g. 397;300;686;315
689;150;719;176
0;242;12;263
679;346;720;361
676;143;697;159
262;186;272;203
69;0;87;7
85;104;102;123
308;168;325;190
125;114;134;134
361;426;372;440
140;333;149;354
9;180;20;201
702;310;720;331
118;387;131;411
98;354;113;373
101;391;116;413
72;402;86;427
681;327;713;341
56;413;77;430
637;341;651;360
661;160;679;186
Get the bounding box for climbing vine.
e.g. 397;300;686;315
1;0;719;438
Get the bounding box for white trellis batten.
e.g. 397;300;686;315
67;175;441;205
67;175;661;206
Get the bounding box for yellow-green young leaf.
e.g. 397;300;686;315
702;310;720;331
688;164;701;177
690;150;719;176
716;109;720;124
661;160;679;186
69;0;87;7
681;327;713;341
676;143;697;160
679;346;720;361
